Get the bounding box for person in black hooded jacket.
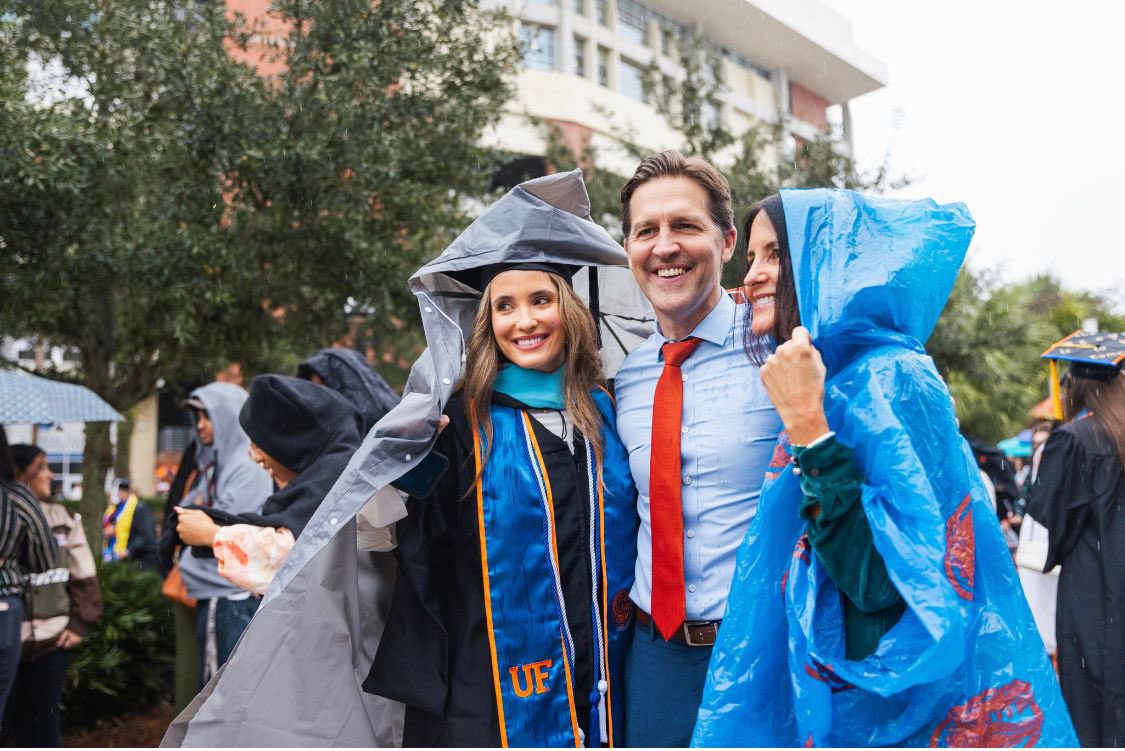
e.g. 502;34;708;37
175;375;363;594
297;348;400;433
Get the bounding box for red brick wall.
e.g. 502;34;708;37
789;82;829;129
547;119;594;168
225;0;291;78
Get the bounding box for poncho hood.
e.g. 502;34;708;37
780;188;974;374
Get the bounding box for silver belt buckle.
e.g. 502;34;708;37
682;620;718;647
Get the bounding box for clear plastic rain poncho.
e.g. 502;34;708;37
692;189;1077;747
162;170;650;747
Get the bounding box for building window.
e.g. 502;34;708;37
617;0;648;46
520;25;557;72
573;0;585;15
595;0;608;26
620;58;647;102
574;35;587;77
721;47;772;81
597;46;610;87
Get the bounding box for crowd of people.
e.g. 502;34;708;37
1;150;1121;748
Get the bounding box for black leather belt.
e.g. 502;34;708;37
635;608;721;647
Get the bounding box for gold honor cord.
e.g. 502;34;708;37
1049;360;1063;421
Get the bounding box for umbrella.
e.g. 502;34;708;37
997;435;1032;458
1029;396;1056;421
0;370;124;424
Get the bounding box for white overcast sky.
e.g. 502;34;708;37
822;0;1125;311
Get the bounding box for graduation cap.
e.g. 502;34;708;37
1040;330;1125;419
446;261;580;293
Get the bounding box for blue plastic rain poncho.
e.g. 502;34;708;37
692;189;1077;747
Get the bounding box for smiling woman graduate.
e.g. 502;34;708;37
163;171;639;749
357;173;638;748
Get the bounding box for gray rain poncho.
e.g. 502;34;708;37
164;170;653;747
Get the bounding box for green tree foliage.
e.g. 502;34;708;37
0;0;518;539
929;268;1125;442
222;0;518;348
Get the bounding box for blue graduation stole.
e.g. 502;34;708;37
472;389;636;748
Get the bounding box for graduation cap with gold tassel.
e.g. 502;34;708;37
1040;330;1125;419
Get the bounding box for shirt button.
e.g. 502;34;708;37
683;477;692;485
442;377;451;385
681;426;689;434
682;374;688;382
809;467;821;477
686;530;695;538
688;584;697;593
329;517;338;525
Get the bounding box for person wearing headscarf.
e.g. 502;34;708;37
175;375;364;595
297;348;400;433
162;170;638;748
692;190;1076;747
176;381;272;686
1028;337;1125;748
0;429;58;715
4;444;102;747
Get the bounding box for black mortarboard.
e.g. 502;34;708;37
1041;330;1125;418
446;261;580;293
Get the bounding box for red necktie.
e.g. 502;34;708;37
650;337;703;640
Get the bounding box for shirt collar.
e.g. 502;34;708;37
654;290;735;359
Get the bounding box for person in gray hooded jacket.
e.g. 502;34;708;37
176;382;272;686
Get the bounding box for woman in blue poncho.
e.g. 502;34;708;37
692;189;1076;747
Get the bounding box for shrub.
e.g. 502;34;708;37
62;561;175;729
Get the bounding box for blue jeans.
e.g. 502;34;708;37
196;596;259;687
624;617;714;747
0;596;23;713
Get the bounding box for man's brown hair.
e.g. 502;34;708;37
619;149;734;237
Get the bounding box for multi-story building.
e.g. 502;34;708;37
226;0;886;178
487;0;886;176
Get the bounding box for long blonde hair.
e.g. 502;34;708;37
460;271;606;478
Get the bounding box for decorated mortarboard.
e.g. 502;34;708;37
1040;329;1125;419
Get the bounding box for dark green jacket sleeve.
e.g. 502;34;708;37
792;435;906;660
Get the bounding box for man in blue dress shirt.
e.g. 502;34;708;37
614;150;781;746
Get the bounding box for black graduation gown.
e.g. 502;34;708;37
126;501;160;573
1029;416;1125;748
364;393;598;747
